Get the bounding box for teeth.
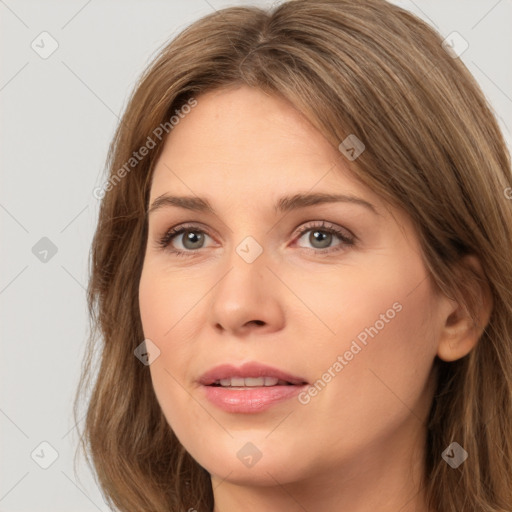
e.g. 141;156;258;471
217;376;284;387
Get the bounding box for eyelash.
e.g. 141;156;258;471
156;221;356;258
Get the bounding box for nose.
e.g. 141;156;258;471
208;243;286;337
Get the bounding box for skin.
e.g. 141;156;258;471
138;84;490;512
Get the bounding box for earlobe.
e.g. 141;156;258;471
436;255;493;362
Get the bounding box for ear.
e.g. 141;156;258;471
436;255;494;362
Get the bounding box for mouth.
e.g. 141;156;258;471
199;362;308;387
199;362;309;413
209;377;303;388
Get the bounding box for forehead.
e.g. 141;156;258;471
149;85;370;202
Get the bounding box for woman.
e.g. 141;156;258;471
74;1;512;511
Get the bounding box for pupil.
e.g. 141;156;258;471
311;230;331;248
184;231;203;249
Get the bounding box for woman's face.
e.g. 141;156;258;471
139;85;446;487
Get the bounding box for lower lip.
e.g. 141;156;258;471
201;384;307;413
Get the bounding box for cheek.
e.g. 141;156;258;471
139;263;163;337
138;261;198;341
292;254;438;425
138;262;205;427
286;254;434;355
314;278;437;442
139;266;186;387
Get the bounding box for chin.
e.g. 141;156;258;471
191;440;312;487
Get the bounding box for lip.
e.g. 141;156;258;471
198;362;309;414
198;362;308;386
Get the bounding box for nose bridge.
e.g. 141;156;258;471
234;234;265;266
208;229;285;333
219;232;268;295
219;204;270;269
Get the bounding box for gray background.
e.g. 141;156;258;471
1;0;511;510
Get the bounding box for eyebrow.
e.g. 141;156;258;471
147;192;379;217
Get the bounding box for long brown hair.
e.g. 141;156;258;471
73;1;512;510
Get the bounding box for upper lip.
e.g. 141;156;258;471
199;362;308;386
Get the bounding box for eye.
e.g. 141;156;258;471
293;221;355;254
155;220;356;258
156;224;213;256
